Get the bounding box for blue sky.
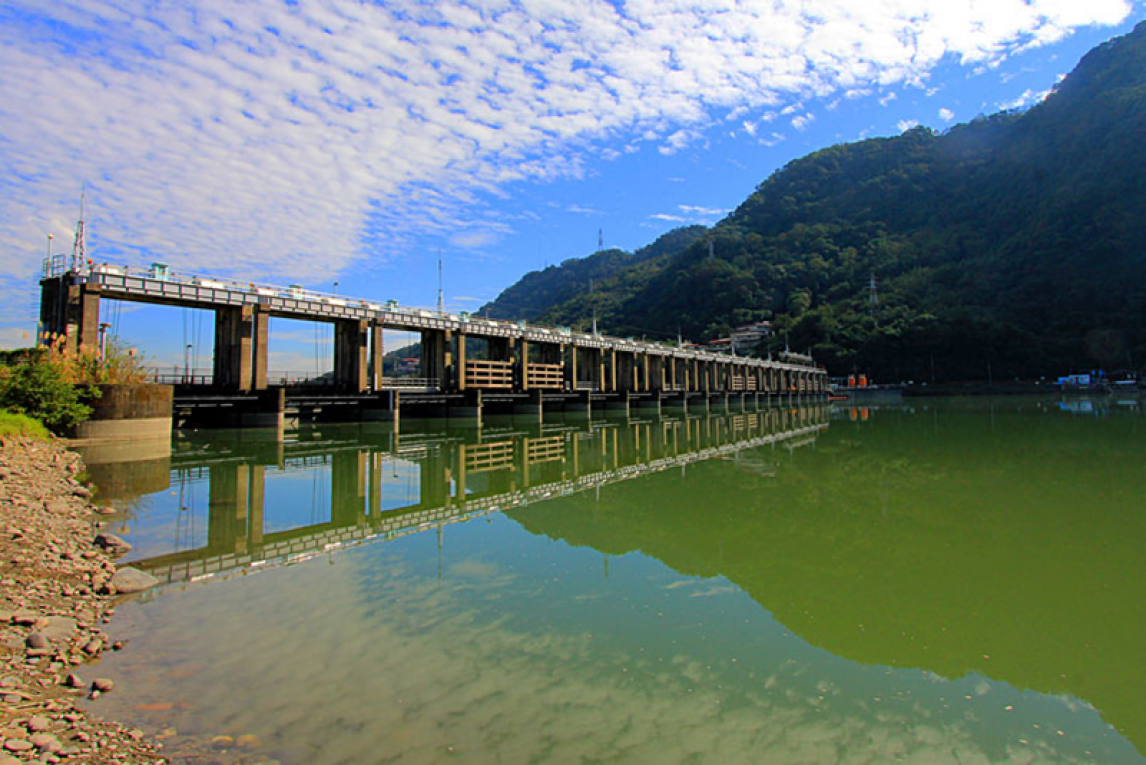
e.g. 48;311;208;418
2;0;1143;369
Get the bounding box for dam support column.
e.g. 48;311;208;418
334;319;369;393
214;305;254;392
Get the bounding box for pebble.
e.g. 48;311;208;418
92;678;115;693
64;674;84;689
29;733;62;752
26;632;50;650
1;739;32;753
26;717;50;733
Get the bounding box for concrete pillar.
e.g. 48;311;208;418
369;324;384;391
565;390;592;420
214;305;254;392
334;319;369;393
252;309;269;391
43;280;102;354
515;388;544;422
518;338;530;391
421;329;452;390
450;388;482;427
240;386;286;429
362;390;399;422
567;344;579;391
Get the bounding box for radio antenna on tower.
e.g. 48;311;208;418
597;229;603;252
71;186;87;272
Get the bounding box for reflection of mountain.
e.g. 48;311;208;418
507;404;1146;751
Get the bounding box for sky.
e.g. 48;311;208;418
2;0;1144;370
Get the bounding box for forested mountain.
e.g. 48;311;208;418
480;225;706;321
484;22;1146;381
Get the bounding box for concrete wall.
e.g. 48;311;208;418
72;384;173;441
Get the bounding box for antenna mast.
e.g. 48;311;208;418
437;250;444;314
597;229;603;252
71;187;87;272
590;277;598;335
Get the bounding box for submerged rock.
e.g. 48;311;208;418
110;567;158;594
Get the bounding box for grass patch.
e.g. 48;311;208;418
0;409;50;440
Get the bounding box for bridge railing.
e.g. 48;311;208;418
150;368;214;386
466;360;513;389
526;363;564;390
378;377;439;391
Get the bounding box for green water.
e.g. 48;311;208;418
80;398;1146;764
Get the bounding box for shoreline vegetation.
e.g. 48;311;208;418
0;431;164;764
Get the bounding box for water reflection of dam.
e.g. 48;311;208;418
104;405;827;585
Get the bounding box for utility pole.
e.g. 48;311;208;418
598;229;603;252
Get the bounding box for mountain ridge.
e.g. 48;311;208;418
481;21;1146;381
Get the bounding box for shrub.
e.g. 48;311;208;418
0;349;97;434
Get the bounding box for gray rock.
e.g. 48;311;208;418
63;673;84;689
26;716;50;733
93;533;131;554
41;616;77;644
25;632;49;650
91;678;114;693
29;733;61;752
109;567;158;594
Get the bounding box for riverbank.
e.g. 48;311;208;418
0;434;165;764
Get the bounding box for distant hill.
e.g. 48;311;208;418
484;22;1146;381
479;225;706;323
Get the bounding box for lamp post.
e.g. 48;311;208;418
333;281;339;296
184;344;193;384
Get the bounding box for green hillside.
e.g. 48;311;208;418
485;22;1146;381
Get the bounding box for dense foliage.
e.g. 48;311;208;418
0;348;96;434
482;22;1146;381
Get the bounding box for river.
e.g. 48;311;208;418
75;396;1146;764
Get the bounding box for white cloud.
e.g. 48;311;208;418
791;113;815;131
897;119;921;132
999;88;1053;110
939;107;956;122
0;0;1134;306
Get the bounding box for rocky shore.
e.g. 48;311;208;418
0;435;165;764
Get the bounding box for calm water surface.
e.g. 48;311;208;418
78;398;1146;764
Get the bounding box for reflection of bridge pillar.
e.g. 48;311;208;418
214;305;254;391
419;445;450;508
334;319;369;393
249;465;265;549
332;450;367;527
208;463;249;554
421;329;453;390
